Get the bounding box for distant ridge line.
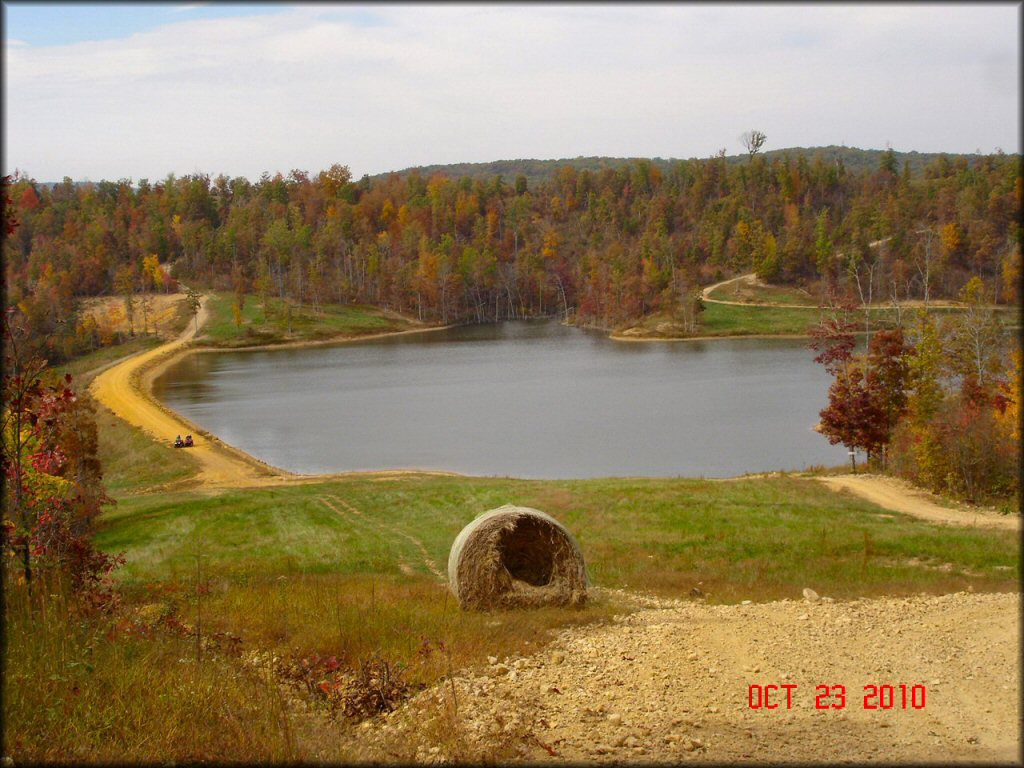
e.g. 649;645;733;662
371;145;996;185
31;145;1005;188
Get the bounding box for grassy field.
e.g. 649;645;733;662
637;300;1019;339
699;301;822;336
41;462;1007;762
199;292;418;347
706;279;820;306
98;475;1019;599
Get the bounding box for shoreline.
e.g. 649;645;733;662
92;307;821;488
190;322;454;353
92;311;467;488
90;304;477;489
609;331;815;343
90;300;1020;520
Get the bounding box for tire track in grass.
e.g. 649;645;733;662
324;494;446;581
317;495;412;574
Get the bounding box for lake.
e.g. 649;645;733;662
153;320;849;478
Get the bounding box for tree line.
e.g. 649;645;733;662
3;145;1020;364
810;279;1018;504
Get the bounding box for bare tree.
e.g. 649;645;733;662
138;294;154;335
740;130;767;159
913;227;939;310
847;236;877;367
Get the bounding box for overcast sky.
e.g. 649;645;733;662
4;2;1020;183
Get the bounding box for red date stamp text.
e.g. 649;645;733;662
747;683;927;710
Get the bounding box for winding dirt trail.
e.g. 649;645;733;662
818;474;1020;531
89;294;294;487
701;272;969;311
89;296;459;490
701;273;819;308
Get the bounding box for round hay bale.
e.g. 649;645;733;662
448;505;588;610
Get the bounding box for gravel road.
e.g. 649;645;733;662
358;589;1020;764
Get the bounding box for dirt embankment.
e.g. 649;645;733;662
80;291;190;339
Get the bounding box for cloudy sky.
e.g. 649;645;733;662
4;2;1020;183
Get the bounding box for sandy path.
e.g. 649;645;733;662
89;294;293;487
359;590;1020;764
701;273;819;308
701;272;969;310
818;474;1019;531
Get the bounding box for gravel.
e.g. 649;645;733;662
354;589;1020;764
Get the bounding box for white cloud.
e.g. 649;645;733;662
4;3;1019;182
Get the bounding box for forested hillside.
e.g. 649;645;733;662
381;147;989;187
3;146;1020;365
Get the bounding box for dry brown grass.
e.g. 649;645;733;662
3;570;297;764
80;292;188;340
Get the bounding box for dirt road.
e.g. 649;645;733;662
358;589;1020;764
88;297;458;489
701;272;968;311
819;474;1020;531
701;273;818;308
89;294;292;487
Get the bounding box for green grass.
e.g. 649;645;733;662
78;469;1018;761
707;280;819;306
624;300;921;339
94;403;200;495
97;474;1019;600
11;426;1019;764
699;301;824;335
52;336;164;388
696;303;1021;337
199;291;416;347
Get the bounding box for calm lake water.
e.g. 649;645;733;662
153;320;849;478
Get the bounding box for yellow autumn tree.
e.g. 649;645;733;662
142;254;162;291
997;348;1021;443
940;222;961;257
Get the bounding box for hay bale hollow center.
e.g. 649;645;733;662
448;505;588;610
